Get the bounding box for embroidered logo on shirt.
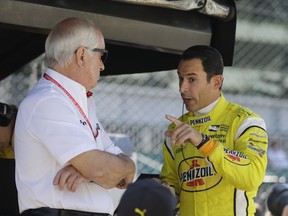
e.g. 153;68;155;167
250;132;268;139
189;116;211;126
95;123;100;138
248;143;266;157
80;120;87;125
224;148;248;162
209;125;220;132
180;158;219;191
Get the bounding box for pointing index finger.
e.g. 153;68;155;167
165;114;182;126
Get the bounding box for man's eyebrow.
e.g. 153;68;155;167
177;72;197;77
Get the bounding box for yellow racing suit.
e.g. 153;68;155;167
0;134;14;159
160;94;268;216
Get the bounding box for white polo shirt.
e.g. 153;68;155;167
14;69;122;214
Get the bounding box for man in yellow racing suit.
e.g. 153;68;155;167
160;45;268;216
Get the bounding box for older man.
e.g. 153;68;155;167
15;17;135;216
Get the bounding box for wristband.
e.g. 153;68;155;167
196;134;210;149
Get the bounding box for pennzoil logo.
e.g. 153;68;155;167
179;158;221;192
224;148;247;162
189;116;211;126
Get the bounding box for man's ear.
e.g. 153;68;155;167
212;75;224;89
75;47;85;67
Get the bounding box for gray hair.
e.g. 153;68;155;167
44;17;101;68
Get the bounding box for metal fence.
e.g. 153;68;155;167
0;0;288;172
234;0;288;98
0;1;288;214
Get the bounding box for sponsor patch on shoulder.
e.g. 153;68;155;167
250;132;268;139
224;148;248;162
248;143;266;157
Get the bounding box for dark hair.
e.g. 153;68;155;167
181;45;224;81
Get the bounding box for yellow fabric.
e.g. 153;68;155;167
0;134;14;159
160;94;268;216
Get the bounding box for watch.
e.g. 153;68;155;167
196;134;210;149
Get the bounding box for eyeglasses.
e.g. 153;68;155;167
85;47;108;63
75;47;109;63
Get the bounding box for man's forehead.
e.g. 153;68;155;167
177;59;204;76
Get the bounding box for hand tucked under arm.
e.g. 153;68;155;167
115;154;135;189
53;165;89;192
69;150;136;189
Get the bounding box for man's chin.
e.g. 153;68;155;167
184;104;192;112
185;103;197;113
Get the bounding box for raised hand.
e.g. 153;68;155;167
165;114;202;147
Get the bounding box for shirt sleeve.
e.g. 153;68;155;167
99;123;123;155
160;137;181;197
206;117;268;191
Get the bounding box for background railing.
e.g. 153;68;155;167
0;1;287;215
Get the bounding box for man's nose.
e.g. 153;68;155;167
179;81;188;93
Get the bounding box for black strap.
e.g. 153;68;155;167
21;208;111;216
196;134;210;149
